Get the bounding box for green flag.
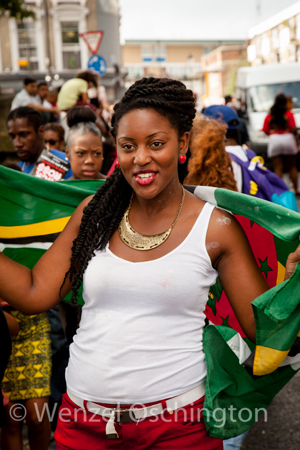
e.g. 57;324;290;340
190;186;300;438
1;167;300;439
0;166;105;305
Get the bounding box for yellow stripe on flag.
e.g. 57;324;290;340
253;345;289;376
0;216;71;239
276;261;286;285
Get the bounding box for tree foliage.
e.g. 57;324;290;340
0;0;35;21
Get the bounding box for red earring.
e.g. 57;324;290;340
179;154;187;164
115;159;120;168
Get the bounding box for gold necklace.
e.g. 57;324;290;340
118;187;185;251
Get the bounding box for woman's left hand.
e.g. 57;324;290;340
284;244;300;281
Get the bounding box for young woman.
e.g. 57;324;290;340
0;78;299;450
44;123;65;152
57;71;98;112
185;117;238;191
262;93;299;193
65;107;106;180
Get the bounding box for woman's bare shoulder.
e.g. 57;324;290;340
184;189;207;211
208;206;245;241
206;206;249;266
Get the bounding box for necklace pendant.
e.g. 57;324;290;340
118;187;185;251
119;209;172;251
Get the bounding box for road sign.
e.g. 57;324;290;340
80;31;104;55
87;55;107;77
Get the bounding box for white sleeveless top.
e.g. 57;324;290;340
66;202;218;404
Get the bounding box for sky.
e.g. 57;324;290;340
118;0;299;41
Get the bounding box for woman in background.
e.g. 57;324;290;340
262;93;299;193
65;107;106;181
44;123;65;152
185;117;237;191
57;71;99;137
57;71;98;112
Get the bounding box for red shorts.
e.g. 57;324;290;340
55;392;223;449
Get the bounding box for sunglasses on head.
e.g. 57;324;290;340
45;139;61;146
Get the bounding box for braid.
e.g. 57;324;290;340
62;77;195;307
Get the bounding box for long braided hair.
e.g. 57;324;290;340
270;93;288;130
63;77;196;308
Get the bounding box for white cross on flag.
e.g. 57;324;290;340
80;31;104;55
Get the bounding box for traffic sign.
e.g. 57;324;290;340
80;31;104;55
87;55;107;77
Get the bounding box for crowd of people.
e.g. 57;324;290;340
0;74;299;450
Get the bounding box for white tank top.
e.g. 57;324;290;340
66;202;218;404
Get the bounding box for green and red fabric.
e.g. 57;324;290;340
1;167;300;439
0;166;104;305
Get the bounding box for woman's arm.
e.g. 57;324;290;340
0;195;93;315
207;209;269;342
81;92;88;103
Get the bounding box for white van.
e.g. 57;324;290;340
235;64;300;155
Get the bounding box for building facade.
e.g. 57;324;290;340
122;39;246;102
248;1;300;66
0;0;124;101
200;45;247;101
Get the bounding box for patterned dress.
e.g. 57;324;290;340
2;311;52;401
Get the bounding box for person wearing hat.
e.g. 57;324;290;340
203;105;248;192
226;101;251;147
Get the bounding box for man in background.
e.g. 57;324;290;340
11;77;39;110
36;82;54;124
6;106;71;177
11;78;59;116
224;94;233;105
36;82;49;105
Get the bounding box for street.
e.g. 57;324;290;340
243;372;300;449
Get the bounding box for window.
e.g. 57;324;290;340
249;82;300;112
17;22;38;71
261;35;270;58
279;27;290;49
141;44;166;63
155;44;166;62
271;28;279;49
61;22;81;69
141;45;153;62
62;22;79;44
